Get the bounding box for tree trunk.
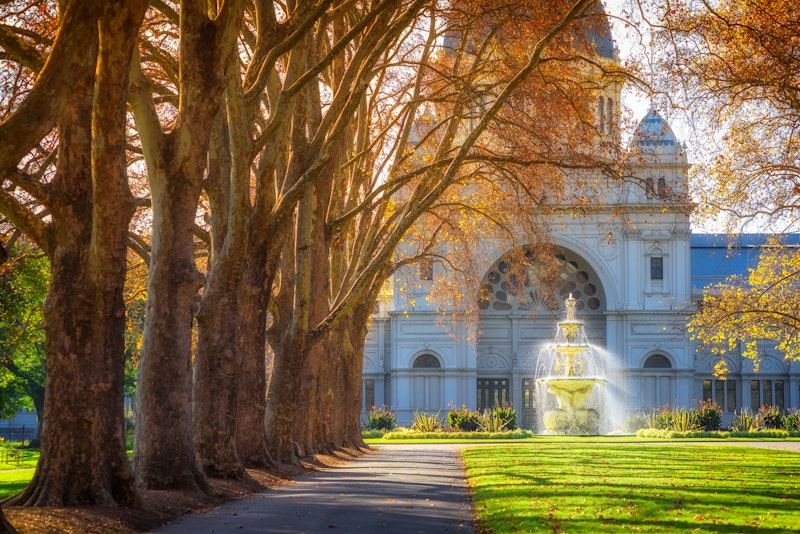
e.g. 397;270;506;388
234;249;274;468
133;1;245;490
133;157;207;490
0;508;16;534
12;1;146;506
192;76;253;479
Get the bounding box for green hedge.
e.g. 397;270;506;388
636;428;800;439
382;429;534;440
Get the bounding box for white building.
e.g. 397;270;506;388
361;10;800;430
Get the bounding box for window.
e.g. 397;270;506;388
641;354;673;410
606;98;614;133
412;354;442;411
650;257;663;281
644;354;671;368
751;379;785;409
657;177;667;199
364;379;375;410
477;378;508;411
598;96;605;134
645;178;655;199
522;378;536;409
418;258;433;281
412;353;441;368
703;379;737;412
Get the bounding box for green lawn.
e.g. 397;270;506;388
463;443;800;533
0;449;39;499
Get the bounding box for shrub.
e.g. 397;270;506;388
410;411;444;432
479;410;508;433
362;407;396;431
623;412;651;433
785;409;800;431
448;407;481;432
667;407;701;432
650;405;673;430
756;405;785;430
729;407;757;432
493;406;518;431
694;400;722;431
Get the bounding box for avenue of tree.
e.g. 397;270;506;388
0;0;622;514
0;0;796;529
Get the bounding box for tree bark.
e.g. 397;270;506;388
11;0;146;506
0;507;17;534
192;73;252;479
234;247;275;468
133;0;244;490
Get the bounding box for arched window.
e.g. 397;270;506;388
411;353;442;411
657;177;667;199
645;178;655;199
641;353;674;410
413;353;441;369
644;354;672;368
598;96;605;134
606;98;614;133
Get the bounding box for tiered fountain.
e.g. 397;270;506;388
536;294;606;434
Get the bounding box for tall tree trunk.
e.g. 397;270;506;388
12;0;146;506
193;75;252;479
133;0;245;490
133;165;207;489
234;248;274;468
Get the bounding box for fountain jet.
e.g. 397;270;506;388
536;294;606;434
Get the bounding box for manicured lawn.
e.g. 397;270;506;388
463;443;800;533
0;448;39;499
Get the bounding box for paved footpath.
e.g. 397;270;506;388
151;444;474;534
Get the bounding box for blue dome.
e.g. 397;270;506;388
582;1;616;60
629;108;687;164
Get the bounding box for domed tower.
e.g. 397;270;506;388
583;1;622;145
628;107;690;203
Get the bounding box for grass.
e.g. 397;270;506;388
463;443;800;533
0;448;39;499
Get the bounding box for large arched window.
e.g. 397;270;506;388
598;96;606;134
413;353;441;369
644;354;672;369
478;248;604;314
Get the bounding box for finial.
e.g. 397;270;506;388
565;293;577;321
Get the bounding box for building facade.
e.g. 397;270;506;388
362;100;800;431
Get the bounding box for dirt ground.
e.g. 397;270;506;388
2;448;366;534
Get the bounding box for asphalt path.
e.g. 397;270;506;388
151;444;474;533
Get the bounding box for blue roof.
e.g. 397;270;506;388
690;233;800;291
583;1;616;59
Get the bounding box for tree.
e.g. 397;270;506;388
652;0;800;370
654;0;800;229
0;0;148;506
0;242;48;444
263;0;619;463
689;239;800;375
130;0;245;491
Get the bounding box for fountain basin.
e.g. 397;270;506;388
536;377;604;410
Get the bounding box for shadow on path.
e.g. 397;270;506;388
151;444;474;533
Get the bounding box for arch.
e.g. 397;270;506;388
657;177;667;199
412;353;442;369
643;353;672;369
598;96;606;134
477;245;606;315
